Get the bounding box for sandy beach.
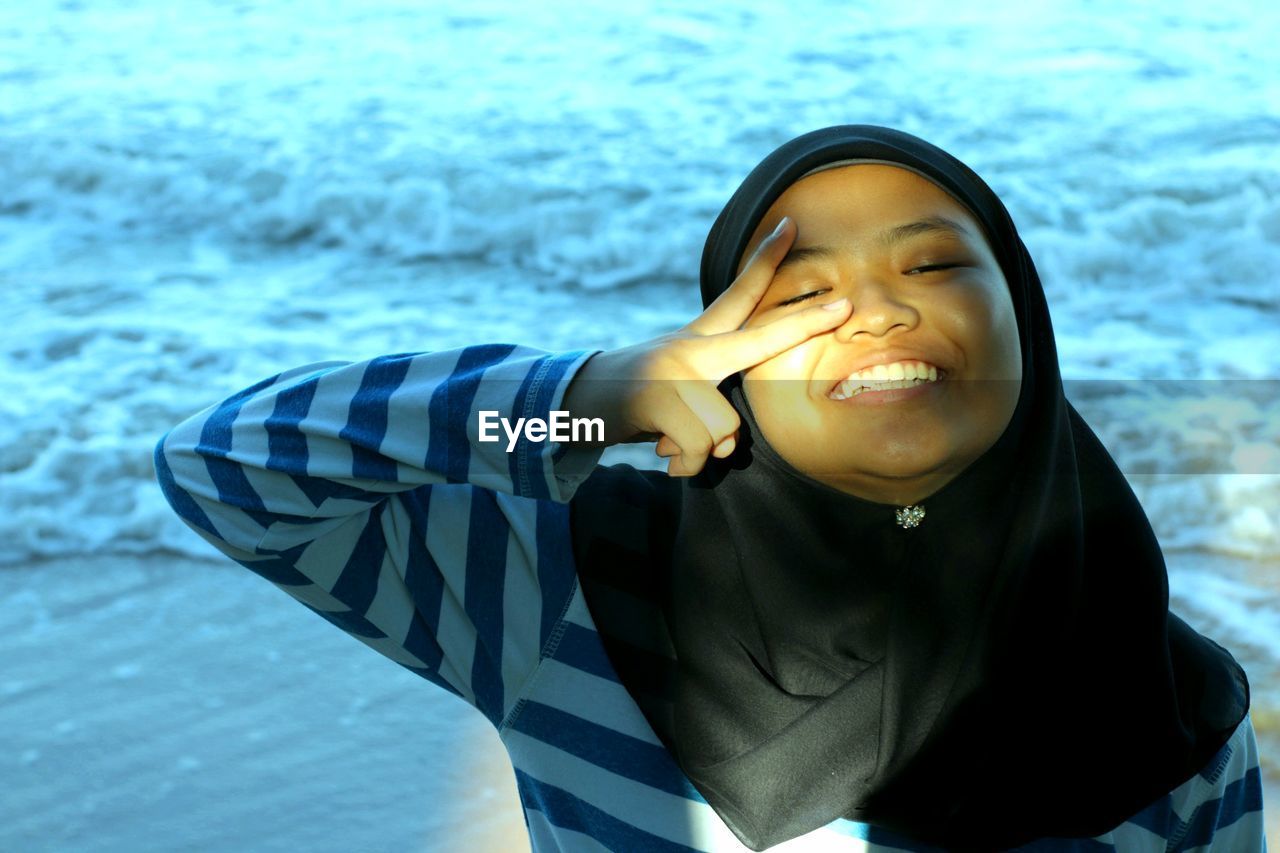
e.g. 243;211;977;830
2;553;531;852
2;551;1273;851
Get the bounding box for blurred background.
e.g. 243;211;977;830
1;0;1276;849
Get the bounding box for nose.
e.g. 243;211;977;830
831;274;918;341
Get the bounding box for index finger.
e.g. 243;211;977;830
698;297;851;380
685;216;795;336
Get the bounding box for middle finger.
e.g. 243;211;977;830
684;216;795;337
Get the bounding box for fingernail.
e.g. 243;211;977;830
821;298;849;311
770;216;789;238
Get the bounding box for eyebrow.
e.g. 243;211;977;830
774;215;975;274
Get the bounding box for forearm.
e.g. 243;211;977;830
154;345;606;556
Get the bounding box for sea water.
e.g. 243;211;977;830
2;0;1276;849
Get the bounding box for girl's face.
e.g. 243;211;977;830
737;164;1022;506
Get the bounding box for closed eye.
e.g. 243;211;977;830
907;263;960;275
777;263;961;307
779;289;830;307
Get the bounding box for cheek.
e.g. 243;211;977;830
742;347;822;437
946;284;1023;440
742;336;821;381
771;343;817;379
943;286;1022;379
987;291;1023;380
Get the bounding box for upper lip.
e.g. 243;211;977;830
824;349;949;395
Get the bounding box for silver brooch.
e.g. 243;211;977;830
895;505;925;529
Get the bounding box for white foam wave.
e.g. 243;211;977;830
2;2;1277;573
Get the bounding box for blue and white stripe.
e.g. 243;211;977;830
154;344;1268;851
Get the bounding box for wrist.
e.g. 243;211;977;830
563;350;630;447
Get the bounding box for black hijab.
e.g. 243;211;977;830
569;125;1249;852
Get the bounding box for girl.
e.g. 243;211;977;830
155;125;1266;851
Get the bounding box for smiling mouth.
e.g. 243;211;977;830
828;361;943;401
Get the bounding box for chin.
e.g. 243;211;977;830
829;431;955;469
797;445;955;488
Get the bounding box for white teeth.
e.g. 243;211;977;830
828;360;942;400
843;360;937;384
831;378;930;400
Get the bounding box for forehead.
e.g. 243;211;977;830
736;164;987;272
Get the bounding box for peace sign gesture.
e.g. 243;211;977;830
562;217;852;477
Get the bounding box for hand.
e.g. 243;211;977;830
562;216;853;477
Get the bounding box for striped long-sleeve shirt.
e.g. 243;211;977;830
153;344;1268;852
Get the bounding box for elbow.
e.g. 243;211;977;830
153;426;216;538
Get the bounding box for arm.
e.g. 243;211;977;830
152;224;844;725
153;345;605;726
